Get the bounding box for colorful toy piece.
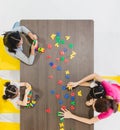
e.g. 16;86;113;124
65;75;70;79
45;108;51;113
37;47;45;53
61;86;66;90
46;55;52;59
57;111;63;116
56;66;62;71
50;90;55;94
70;101;76;106
33;40;45;53
64;93;69;99
47;43;52;49
58;100;63;105
50;34;56;40
56;32;61;37
52;64;57;69
49;62;54;66
70;92;75;97
57;80;63;85
56;57;60;61
71;96;75;101
70;106;75;110
26;93;40;108
65;70;70;75
55;94;60;99
59;122;64;127
78;90;82;96
65;36;70;40
48;75;53;79
64;59;69;63
59;51;65;56
55;43;59;47
61;105;66;110
67;85;72;90
68;43;74;49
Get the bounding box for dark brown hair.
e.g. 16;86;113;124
3;82;18;100
95;98;118;113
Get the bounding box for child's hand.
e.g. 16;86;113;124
25;88;31;94
31;40;38;50
66;82;79;90
32;34;38;40
25;82;32;90
16;100;21;105
60;108;73;119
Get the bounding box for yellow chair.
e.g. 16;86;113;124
0;36;20;130
0;36;20;70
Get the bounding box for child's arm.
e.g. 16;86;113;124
13;26;37;40
67;73;103;89
60;108;99;124
17;88;30;106
20;82;32;89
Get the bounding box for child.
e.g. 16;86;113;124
3;25;38;65
59;73;120;124
3;81;39;109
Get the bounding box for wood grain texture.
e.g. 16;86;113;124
20;20;94;130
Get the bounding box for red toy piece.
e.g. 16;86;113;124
45;108;51;113
70;106;75;110
55;94;60;99
47;44;52;49
57;80;63;85
59;51;65;56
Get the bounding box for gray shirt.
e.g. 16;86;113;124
8;26;35;65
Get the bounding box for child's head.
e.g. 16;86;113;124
86;81;106;106
3;82;18;100
3;31;22;53
94;98;118;113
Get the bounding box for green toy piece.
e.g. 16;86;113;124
60;56;65;61
69;43;74;49
60;39;65;44
70;101;76;105
33;40;37;45
56;36;61;43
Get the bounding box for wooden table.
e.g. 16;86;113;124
20;20;94;130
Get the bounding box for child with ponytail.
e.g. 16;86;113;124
3;81;39;109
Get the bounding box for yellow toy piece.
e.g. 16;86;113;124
0;36;20;70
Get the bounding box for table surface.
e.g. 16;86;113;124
20;20;94;130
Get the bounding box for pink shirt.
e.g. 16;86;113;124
98;80;120;120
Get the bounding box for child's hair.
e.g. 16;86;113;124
3;82;18;100
95;98;118;113
3;31;21;53
86;81;106;101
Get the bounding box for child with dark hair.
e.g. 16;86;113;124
3;81;39;109
3;25;38;65
59;73;120;124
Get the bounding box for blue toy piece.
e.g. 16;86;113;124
58;99;63;105
64;93;69;99
65;75;70;79
71;96;75;101
63;48;67;52
56;32;61;37
50;90;55;94
56;66;62;71
49;62;54;66
62;86;66;90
